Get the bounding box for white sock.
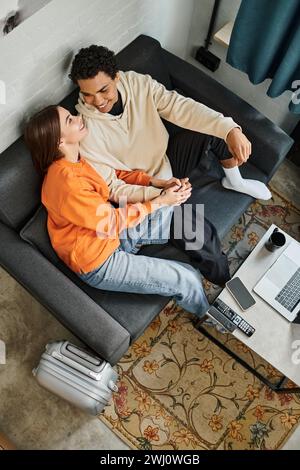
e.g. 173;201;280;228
221;166;272;200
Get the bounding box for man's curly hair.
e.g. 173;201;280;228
69;45;118;84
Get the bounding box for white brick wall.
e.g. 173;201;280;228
0;0;195;153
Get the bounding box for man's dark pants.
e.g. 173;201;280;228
166;130;232;286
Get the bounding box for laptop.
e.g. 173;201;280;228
254;241;300;322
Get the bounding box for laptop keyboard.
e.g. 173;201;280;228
275;268;300;312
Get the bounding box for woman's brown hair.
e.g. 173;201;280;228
24;105;63;176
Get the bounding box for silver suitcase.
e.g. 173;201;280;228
33;340;118;415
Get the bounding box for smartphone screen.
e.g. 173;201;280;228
226;277;256;310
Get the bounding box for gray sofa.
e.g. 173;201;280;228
0;35;293;365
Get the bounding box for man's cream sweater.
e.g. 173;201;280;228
77;70;240;203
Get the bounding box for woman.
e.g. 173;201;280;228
24;105;209;319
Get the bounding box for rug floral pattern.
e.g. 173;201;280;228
100;187;300;450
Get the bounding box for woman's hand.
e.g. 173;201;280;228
153;182;192;207
175;177;191;191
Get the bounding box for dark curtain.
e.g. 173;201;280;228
227;0;300;114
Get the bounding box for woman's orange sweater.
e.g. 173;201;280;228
41;157;154;274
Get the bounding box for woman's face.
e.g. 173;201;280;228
57;106;88;145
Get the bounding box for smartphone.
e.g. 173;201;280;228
225;277;256;311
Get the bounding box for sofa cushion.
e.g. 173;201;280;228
60;88;79;115
0;139;42;230
116;35;173;90
20;205;61;266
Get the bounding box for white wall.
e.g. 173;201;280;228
0;1;19;19
156;0;195;58
0;0;195;154
187;0;300;134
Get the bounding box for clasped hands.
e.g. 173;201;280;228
150;176;192;205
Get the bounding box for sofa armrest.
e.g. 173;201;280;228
162;49;294;179
0;222;130;364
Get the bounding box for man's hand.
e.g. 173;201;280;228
226;127;252;166
149;176;181;189
150;176;191;190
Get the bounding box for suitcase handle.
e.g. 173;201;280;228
51;351;103;380
65;343;103;367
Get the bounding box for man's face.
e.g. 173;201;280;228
78;71;119;114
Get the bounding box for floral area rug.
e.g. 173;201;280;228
100;186;300;450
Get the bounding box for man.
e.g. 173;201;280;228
69;45;271;285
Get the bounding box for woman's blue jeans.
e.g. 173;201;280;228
78;207;209;318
